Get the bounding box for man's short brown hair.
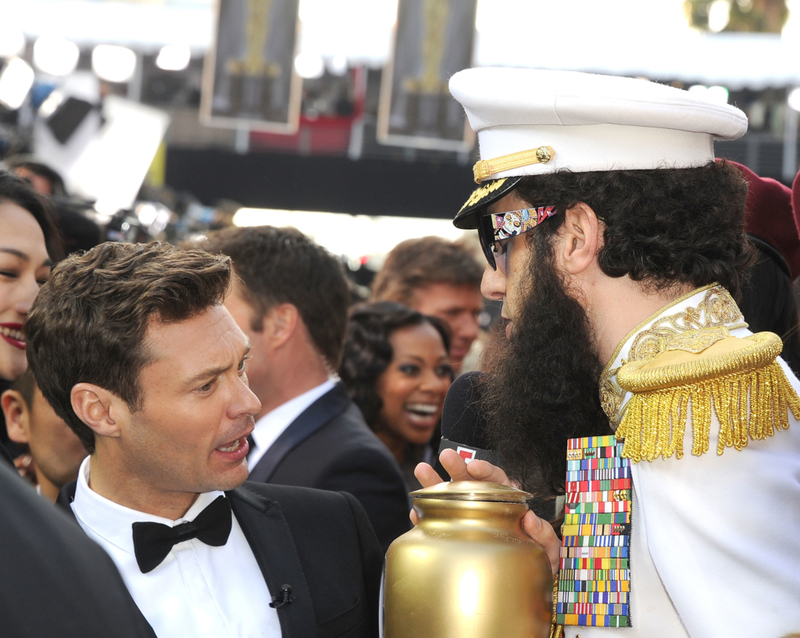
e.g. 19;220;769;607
198;226;350;369
371;236;483;306
25;242;231;453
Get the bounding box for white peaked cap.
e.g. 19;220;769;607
449;67;748;228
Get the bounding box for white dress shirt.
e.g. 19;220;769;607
247;378;337;471
71;457;281;638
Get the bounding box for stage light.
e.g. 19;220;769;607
789;88;800;113
156;44;191;71
33;36;79;76
0;27;25;59
92;45;136;83
38;89;65;119
707;0;731;32
0;57;34;109
327;54;348;76
294;53;324;79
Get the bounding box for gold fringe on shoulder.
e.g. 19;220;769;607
615;334;800;462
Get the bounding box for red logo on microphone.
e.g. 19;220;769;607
456;447;477;463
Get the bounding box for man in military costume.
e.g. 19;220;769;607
417;67;800;636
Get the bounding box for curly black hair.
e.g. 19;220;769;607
340;301;452;431
512;160;755;299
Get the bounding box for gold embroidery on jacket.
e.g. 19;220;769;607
614;332;800;462
599;284;746;429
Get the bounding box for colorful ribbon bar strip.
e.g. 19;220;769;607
557;435;633;628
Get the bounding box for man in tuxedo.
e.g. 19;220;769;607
200;226;411;552
25;241;382;638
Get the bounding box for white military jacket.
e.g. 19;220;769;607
563;284;800;638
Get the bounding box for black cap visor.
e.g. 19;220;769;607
452;176;521;230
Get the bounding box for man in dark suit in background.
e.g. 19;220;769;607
25;241;382;638
200;226;411;552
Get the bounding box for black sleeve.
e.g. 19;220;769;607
0;462;155;638
340;490;385;638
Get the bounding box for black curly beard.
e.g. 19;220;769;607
480;231;612;498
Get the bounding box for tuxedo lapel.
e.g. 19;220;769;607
249;383;351;483
57;480;78;519
229;483;316;638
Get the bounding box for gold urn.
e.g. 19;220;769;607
382;481;552;638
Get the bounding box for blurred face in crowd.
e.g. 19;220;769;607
0;200;52;381
410;283;483;373
375;322;453;461
2;385;88;502
99;306;261;512
13;167;55;197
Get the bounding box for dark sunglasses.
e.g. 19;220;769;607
478;206;558;271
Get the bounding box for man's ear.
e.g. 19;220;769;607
2;390;31;444
70;384;125;438
556;202;602;276
263;303;300;349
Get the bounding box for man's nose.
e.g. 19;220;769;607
480;265;506;301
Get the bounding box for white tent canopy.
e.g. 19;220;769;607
1;0;799;89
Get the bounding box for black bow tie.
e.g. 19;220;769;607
131;495;232;574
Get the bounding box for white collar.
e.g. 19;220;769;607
247;378;337;469
71;456;225;557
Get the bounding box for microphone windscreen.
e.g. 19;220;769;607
441;370;488;449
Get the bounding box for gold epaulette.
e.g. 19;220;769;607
614;330;800;462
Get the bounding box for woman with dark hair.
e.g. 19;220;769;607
0;170;63;463
340;301;454;491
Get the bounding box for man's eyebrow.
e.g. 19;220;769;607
0;247;53;267
185;342;252;387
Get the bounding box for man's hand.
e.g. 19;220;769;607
414;448;561;576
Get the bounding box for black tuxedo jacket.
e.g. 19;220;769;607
249;383;411;552
59;481;383;638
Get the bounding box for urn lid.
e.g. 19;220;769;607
410;481;532;503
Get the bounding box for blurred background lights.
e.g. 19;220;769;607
294;53;325;79
37;89;65;119
0;27;25;59
33;36;80;76
232;207;464;260
707;0;731;32
156;44;191;72
327;54;348;77
92;44;137;83
0;57;34;110
788;87;800;113
688;84;730;104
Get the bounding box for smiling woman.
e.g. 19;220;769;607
0;170;62;462
340;301;454;491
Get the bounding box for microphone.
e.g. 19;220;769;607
437;371;497;466
269;584;294;609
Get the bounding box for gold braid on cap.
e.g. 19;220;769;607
473;146;554;183
615;331;800;463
